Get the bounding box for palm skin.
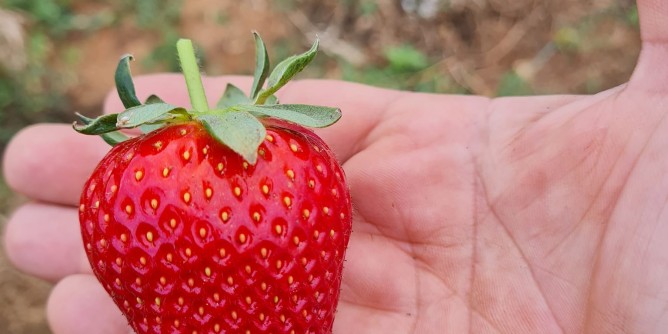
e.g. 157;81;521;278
4;1;668;333
335;84;668;334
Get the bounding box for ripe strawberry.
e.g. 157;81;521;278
75;35;352;334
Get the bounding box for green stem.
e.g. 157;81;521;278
177;39;209;112
254;89;273;105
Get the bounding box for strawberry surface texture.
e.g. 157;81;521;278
74;36;352;333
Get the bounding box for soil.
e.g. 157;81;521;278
0;0;641;333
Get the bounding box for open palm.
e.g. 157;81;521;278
4;1;668;333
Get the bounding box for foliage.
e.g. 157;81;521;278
497;71;533;97
384;44;429;72
4;0;75;36
0;0;643;154
0;0;184;154
0;7;72;149
120;0;183;71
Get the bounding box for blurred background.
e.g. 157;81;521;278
0;0;640;332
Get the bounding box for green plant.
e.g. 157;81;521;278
497;70;533;96
4;0;75;36
384;44;429;72
359;0;379;16
0;29;71;150
623;5;639;27
118;0;183;71
0;1;119;152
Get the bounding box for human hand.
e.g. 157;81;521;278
4;0;668;333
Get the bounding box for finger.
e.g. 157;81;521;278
104;74;399;161
4;203;90;281
47;274;131;334
3;124;110;205
630;0;668;91
637;0;668;43
279;79;401;161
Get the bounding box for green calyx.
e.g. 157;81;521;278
73;33;341;164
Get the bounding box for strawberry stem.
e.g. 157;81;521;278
177;39;209;112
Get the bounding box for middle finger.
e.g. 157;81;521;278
5;202;91;281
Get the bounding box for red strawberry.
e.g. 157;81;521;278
75;35;352;334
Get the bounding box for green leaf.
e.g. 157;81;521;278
250;32;270;99
496;70;533;96
73;113;119;135
98;130;130;146
216;84;251;109
73;113;129;145
384;44;429;72
115;54;142;109
198;111;266;164
144;94;166;104
116;103;186;129
256;38;318;104
265;94;279;105
250;31;269;99
140;123;165;133
239;104;341;128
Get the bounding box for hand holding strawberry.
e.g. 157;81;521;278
5;1;668;333
71;35;352;333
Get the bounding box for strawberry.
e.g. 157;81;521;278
74;34;352;334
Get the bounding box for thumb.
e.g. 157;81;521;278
629;0;668;91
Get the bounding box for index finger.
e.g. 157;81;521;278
104;74;400;161
4;76;396;205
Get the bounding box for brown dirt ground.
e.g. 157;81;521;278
0;0;641;333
